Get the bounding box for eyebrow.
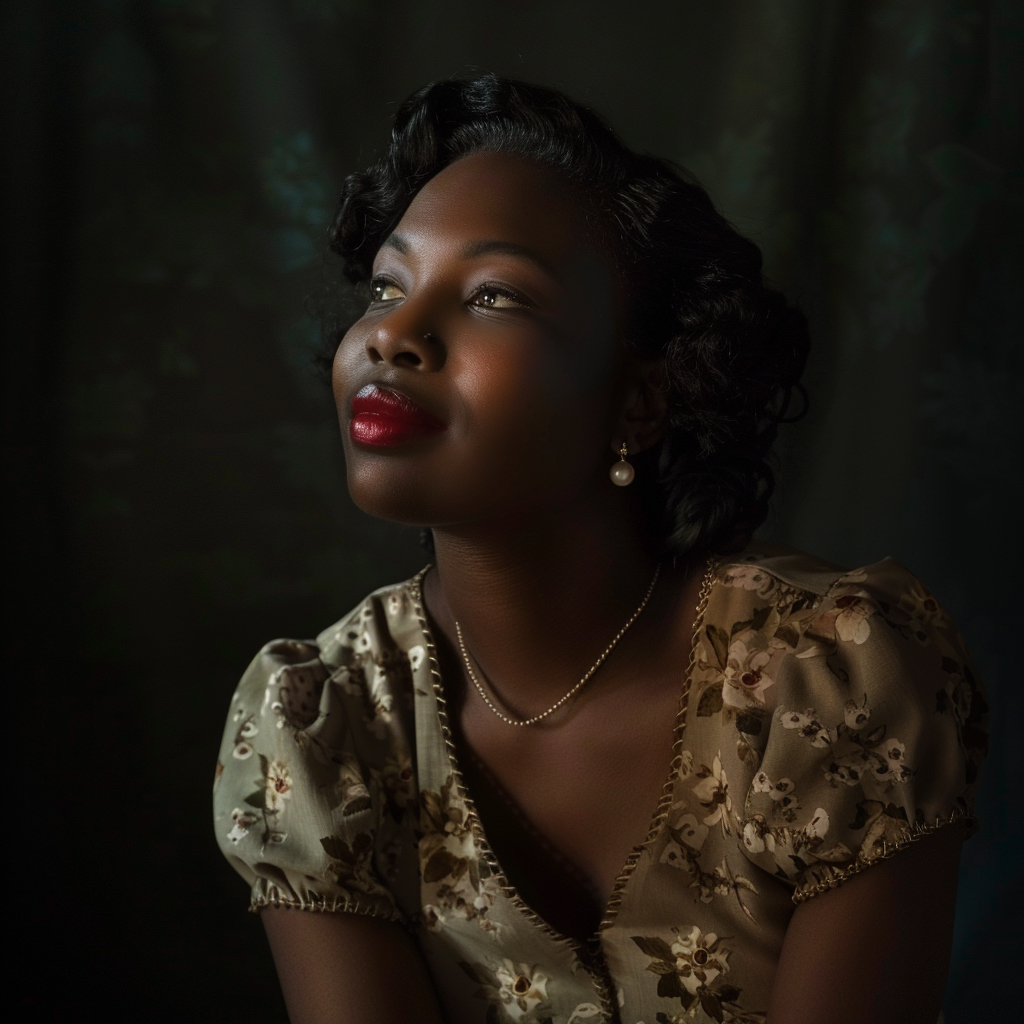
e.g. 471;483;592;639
382;233;556;277
460;239;555;276
381;233;410;255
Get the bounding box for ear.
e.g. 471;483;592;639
614;356;670;455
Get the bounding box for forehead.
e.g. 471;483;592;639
391;151;597;267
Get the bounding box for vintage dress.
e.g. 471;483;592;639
213;545;987;1024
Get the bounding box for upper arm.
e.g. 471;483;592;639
262;909;446;1024
768;821;965;1024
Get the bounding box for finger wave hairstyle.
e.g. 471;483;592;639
324;73;810;560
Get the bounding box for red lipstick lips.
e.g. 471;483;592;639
349;384;446;447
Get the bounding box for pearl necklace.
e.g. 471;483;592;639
454;564;662;727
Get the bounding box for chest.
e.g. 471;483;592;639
450;662;685;939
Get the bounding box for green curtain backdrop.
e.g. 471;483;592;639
6;1;1019;1019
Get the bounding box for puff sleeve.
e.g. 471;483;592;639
734;559;988;902
212;625;414;922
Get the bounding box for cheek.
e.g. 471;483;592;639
333;317;622;526
452;337;617;496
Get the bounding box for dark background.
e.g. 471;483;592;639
5;1;1020;1020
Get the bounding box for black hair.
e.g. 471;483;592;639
325;73;809;559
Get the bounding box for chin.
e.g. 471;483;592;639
346;460;460;527
344;445;590;530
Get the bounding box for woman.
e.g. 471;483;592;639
213;75;986;1024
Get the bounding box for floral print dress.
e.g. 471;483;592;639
213;545;987;1024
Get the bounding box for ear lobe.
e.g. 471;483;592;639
620;358;670;453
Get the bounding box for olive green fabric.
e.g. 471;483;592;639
214;546;986;1023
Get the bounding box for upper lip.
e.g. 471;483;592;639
350;383;446;427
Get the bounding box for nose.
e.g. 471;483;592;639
366;312;446;371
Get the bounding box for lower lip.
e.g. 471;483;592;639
349;414;445;447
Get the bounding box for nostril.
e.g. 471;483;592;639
395;352;423;368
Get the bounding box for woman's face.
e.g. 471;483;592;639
332;150;634;530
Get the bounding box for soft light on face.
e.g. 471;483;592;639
332;150;630;530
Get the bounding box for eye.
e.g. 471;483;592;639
471;284;529;310
369;276;405;303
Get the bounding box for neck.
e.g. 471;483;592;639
421;488;669;717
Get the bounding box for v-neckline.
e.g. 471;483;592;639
407;558;718;947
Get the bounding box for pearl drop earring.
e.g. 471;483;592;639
610;442;635;486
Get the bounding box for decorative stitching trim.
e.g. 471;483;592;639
792;808;975;904
575;937;623;1024
597;555;719;933
249;888;406;925
408;569;577;948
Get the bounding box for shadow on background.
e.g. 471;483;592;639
5;1;1019;1020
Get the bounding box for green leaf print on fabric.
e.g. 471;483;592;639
631;927;763;1023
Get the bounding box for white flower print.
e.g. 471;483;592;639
844;697;871;731
875;738;911;783
741;819;767;855
670;926;730;996
796;585;878;659
633;924;755;1024
407;644;426;673
567;1004;602;1023
692;755;732;831
834;594;874;644
897;580;946;638
780;709;809;730
370;662;389;697
755;776;800;820
493;960;551;1019
779;708;833;748
803;807;830;840
232;741;254;760
673;812;709;850
721;564;779;598
660;840;688;870
460;957;552;1022
723;632;778;708
420;775;502;935
823;750;874;787
269;699;287;729
676;749;696;780
227;807;258;844
265;759;293;812
768;778;794;801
